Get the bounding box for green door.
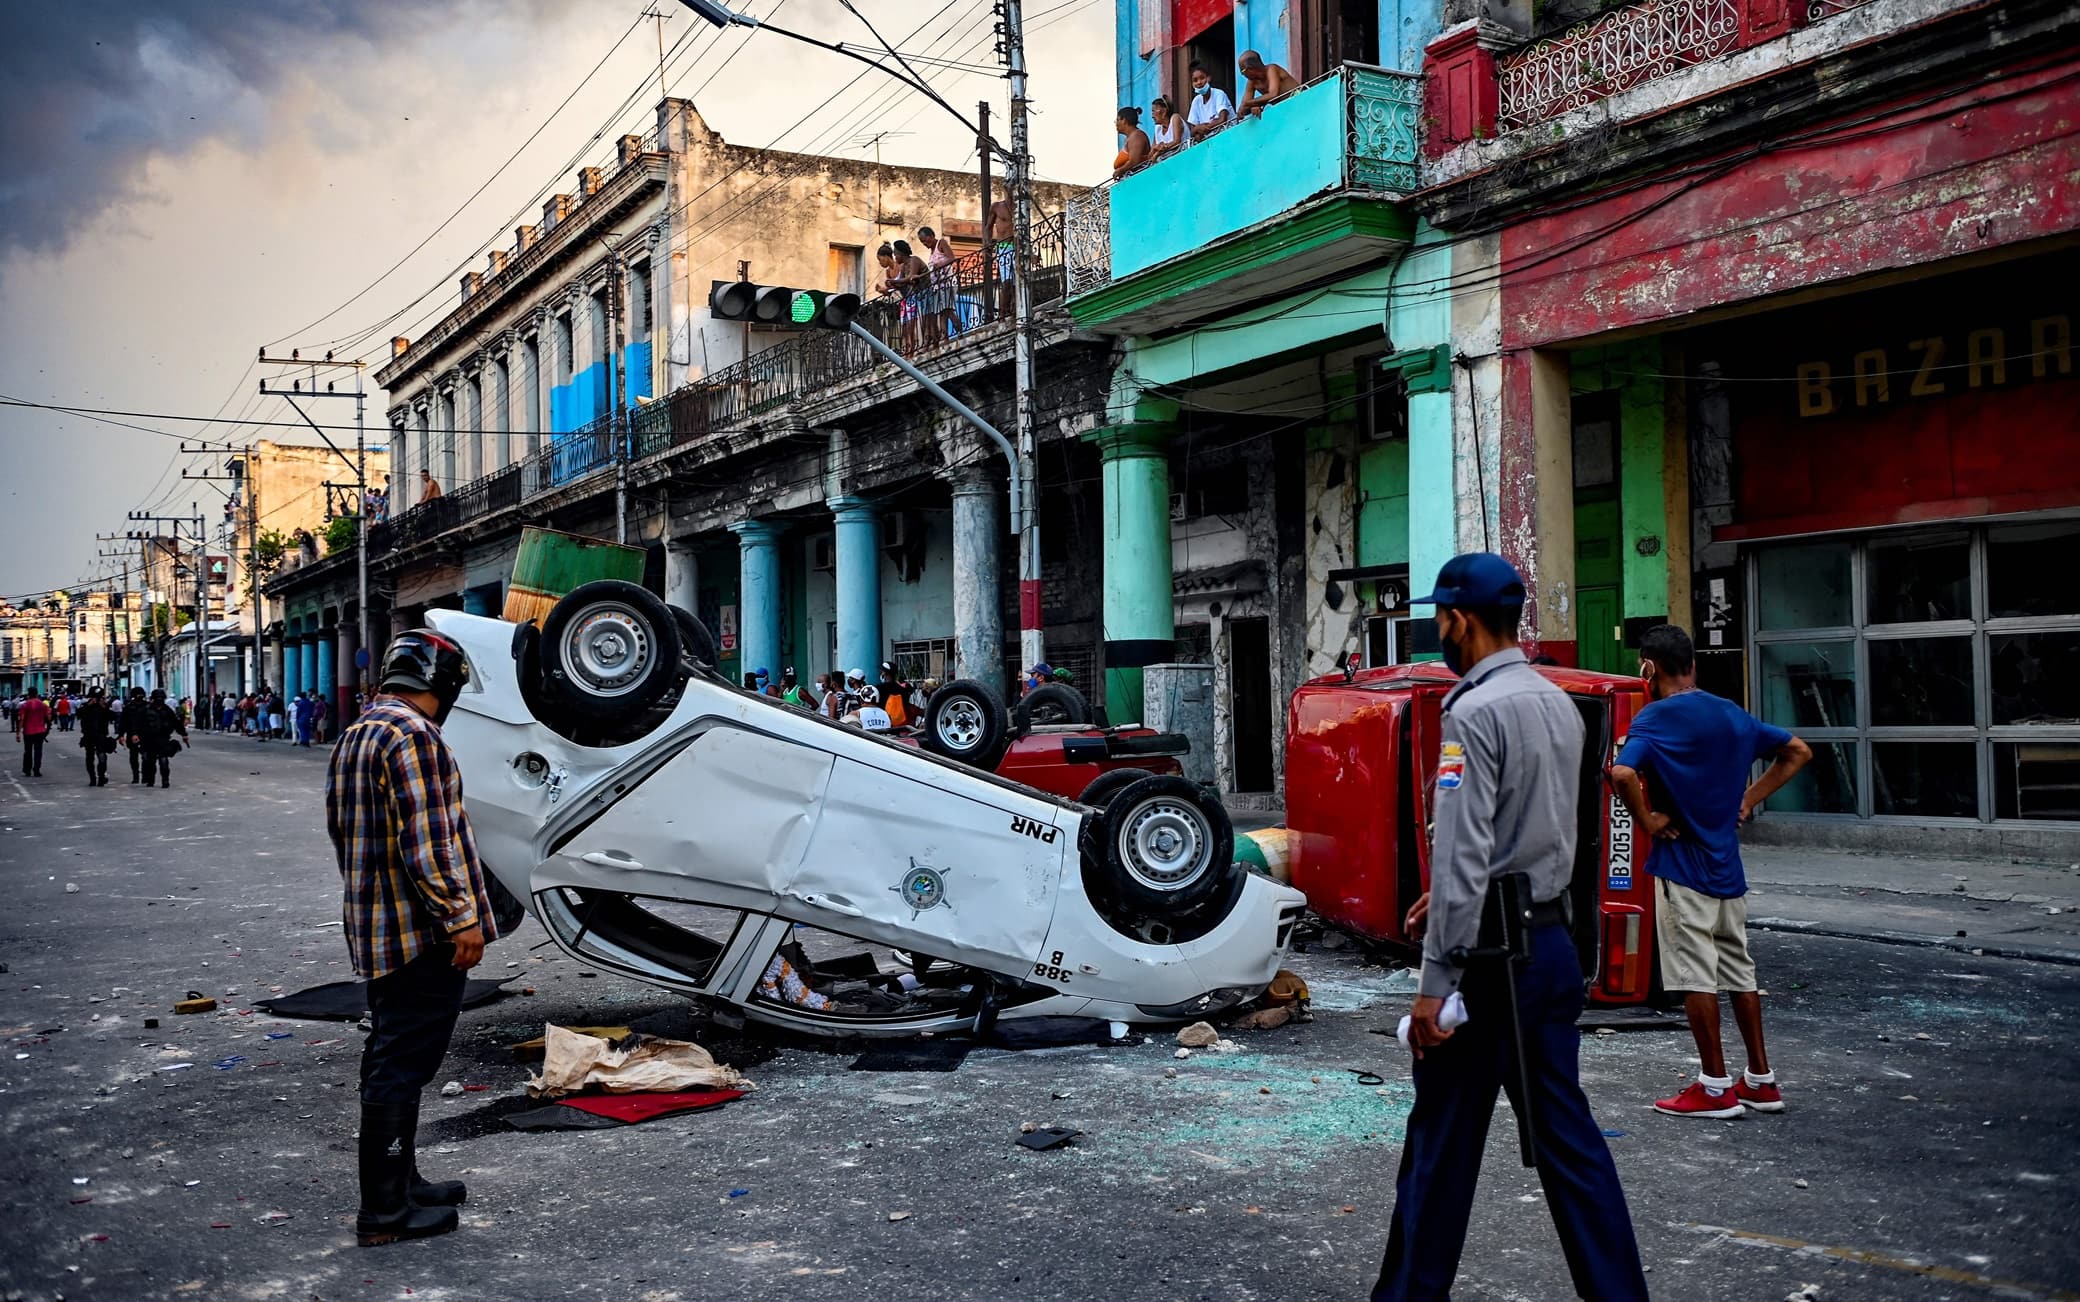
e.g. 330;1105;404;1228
1575;488;1623;675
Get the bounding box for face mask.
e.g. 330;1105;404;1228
1195;84;1211;97
1439;616;1468;676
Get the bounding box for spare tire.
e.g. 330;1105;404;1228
1080;774;1239;937
918;677;1011;771
1014;682;1090;731
669;605;720;669
1076;766;1156;810
539;580;682;728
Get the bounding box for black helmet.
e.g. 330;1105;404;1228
379;629;470;723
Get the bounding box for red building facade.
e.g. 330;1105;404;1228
1415;0;2080;843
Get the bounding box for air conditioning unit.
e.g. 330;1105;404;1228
1170;492;1187;522
883;510;926;583
811;536;836;573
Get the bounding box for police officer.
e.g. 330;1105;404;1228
1373;553;1648;1302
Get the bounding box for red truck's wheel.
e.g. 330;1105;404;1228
1075;766;1155;810
919;678;1010;770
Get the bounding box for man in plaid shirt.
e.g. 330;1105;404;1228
326;629;495;1247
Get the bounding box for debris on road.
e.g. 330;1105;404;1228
510;1026;632;1061
1793;1178;1809;1189
1231;1005;1292;1031
64;882;79;894
528;1024;750;1098
173;994;215;1015
439;1081;464;1098
887;1211;912;1222
1176;1021;1220;1048
1015;1126;1081;1151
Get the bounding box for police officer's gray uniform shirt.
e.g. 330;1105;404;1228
1419;647;1585;998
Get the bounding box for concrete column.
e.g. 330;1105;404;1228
263;632;284;695
335;622;358;726
664;538;699;615
301;635;319;703
827;496;883;679
1089;422;1174;727
945;465;1001;688
1386;343;1457;660
1499;348;1577;664
282;633;300;702
730;520;784;682
316;630;337;719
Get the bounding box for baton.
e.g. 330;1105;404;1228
1447;873;1537;1168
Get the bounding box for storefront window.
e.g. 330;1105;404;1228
1757;543;1851;630
1994;741;2080;820
1766;743;1857;815
1988;522;2080;619
1868;637;1974;727
1871;742;1978;818
1751;519;2080;824
1866;532;1970;624
1757;640;1855;731
1989;631;2080;725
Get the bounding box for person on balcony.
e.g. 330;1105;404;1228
918;225;959;342
871;242;899;298
1237;51;1299;117
1112;106;1151;179
889;239;930;353
418;469;442;502
1149;95;1188;160
1185;61;1235;140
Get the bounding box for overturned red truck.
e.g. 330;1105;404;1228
1285;661;1660;1007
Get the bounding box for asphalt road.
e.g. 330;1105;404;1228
2;733;2076;1302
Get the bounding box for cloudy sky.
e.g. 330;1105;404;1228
0;0;1115;599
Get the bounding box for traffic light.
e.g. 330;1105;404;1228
709;281;862;331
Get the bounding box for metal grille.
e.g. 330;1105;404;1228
1064;186;1112;298
1496;0;1741;131
1345;66;1423;194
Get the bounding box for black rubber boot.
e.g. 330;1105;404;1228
356;1101;458;1247
401;1100;466;1207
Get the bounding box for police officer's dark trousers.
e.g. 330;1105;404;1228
1373;923;1648;1302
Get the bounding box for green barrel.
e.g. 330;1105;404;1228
502;527;645;626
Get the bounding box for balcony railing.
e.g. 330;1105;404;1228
1066;63;1421;297
1497;0;1741;130
357;213;1071;565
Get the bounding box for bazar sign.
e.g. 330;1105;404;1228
1793;313;2071;418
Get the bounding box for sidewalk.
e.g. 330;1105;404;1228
1743;844;2080;965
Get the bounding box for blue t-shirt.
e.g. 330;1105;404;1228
1616;691;1791;899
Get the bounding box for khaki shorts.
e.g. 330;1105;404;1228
1656;878;1757;994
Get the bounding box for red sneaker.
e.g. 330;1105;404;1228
1734;1077;1786;1113
1653;1081;1745;1118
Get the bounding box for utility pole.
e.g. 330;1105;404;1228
182;444;258;690
1000;0;1044;673
127;507;208;708
977;101;993;322
257;351;369;718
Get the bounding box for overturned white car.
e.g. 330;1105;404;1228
427;582;1305;1037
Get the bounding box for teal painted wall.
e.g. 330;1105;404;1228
880;511;957;649
1110;73;1345;280
1130;263;1393;389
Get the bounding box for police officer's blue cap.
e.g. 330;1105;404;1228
1413;552;1527;608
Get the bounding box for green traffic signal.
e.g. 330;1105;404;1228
790;291;819;325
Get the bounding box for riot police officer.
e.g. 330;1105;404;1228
1373;553;1648;1302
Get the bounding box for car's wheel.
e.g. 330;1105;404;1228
1014;682;1090;731
539;580;682;726
918;677;1011;770
1081;775;1239;938
1076;766;1156;810
669;605;720;669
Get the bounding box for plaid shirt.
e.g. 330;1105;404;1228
325;696;496;978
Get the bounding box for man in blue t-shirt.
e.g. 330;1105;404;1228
1611;625;1811;1120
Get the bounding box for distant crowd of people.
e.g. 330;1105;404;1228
196;686;338;747
744;662;937;731
1112;51;1299;179
867;194;1018;353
